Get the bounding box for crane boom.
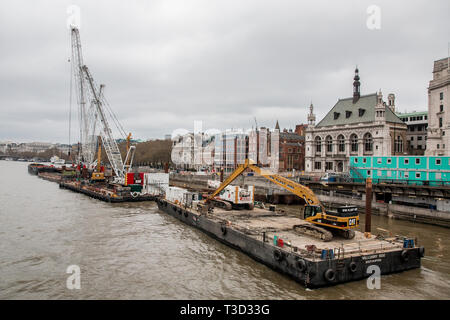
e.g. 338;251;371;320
82;65;126;181
71;27;90;164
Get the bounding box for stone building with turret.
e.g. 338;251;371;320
425;57;450;156
305;68;407;174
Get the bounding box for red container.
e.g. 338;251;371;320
277;238;284;247
126;172;135;185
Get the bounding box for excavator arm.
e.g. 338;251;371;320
204;159;358;240
205;163;249;202
247;164;322;208
205;159;324;211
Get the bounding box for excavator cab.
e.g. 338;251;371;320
304;205;322;218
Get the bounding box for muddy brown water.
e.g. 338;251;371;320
0;161;449;299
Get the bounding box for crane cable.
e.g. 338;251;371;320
68;41;73;163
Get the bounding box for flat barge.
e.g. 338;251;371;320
156;198;424;288
28;163;156;203
28;163;61;175
59;180;155;203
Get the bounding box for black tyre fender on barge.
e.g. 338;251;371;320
296;258;307;272
349;261;358;273
273;249;284;262
401;249;409;262
324;268;336;282
220;225;227;236
419;246;425;257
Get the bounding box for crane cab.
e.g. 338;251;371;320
91;172;105;182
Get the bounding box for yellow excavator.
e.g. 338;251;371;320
203;159;359;241
91;136;105;182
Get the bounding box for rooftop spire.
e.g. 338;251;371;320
307;102;316;126
275;120;280;130
353;66;360;104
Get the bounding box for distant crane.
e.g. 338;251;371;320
70;27;135;184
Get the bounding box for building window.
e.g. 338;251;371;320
364;133;373;152
439;117;443;127
338;135;345;152
415;158;420;165
440;105;444;112
405;172;409;178
354;158;358;163
334;112;340;120
436;159;441;165
418;136;423;140
367;170;371;176
387;158;392;164
411;137;414;141
326;136;333;153
404;158;409;165
415;172;420;179
314;162;322;170
363;158;367;164
438;144;440;149
440;92;444;100
346;111;352;118
351;134;358;152
315;137;322;153
326;162;333;171
395;136;403;153
377;158;382;164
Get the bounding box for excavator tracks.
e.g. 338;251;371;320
336;228;356;239
210;199;232;211
293;224;333;242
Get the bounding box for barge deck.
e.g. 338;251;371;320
59;180;155;203
28;164;155;203
156;198;424;288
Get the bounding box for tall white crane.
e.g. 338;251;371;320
70;27;135;183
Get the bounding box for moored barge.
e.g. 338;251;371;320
156;197;424;288
59;180;156;203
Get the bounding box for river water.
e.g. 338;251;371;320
0;161;449;299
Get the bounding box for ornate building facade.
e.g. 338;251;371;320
425;57;450;156
305;68;407;174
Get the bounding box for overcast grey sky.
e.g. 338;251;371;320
0;0;449;143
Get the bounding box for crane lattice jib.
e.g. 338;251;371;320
71;27;98;166
82;65;125;180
